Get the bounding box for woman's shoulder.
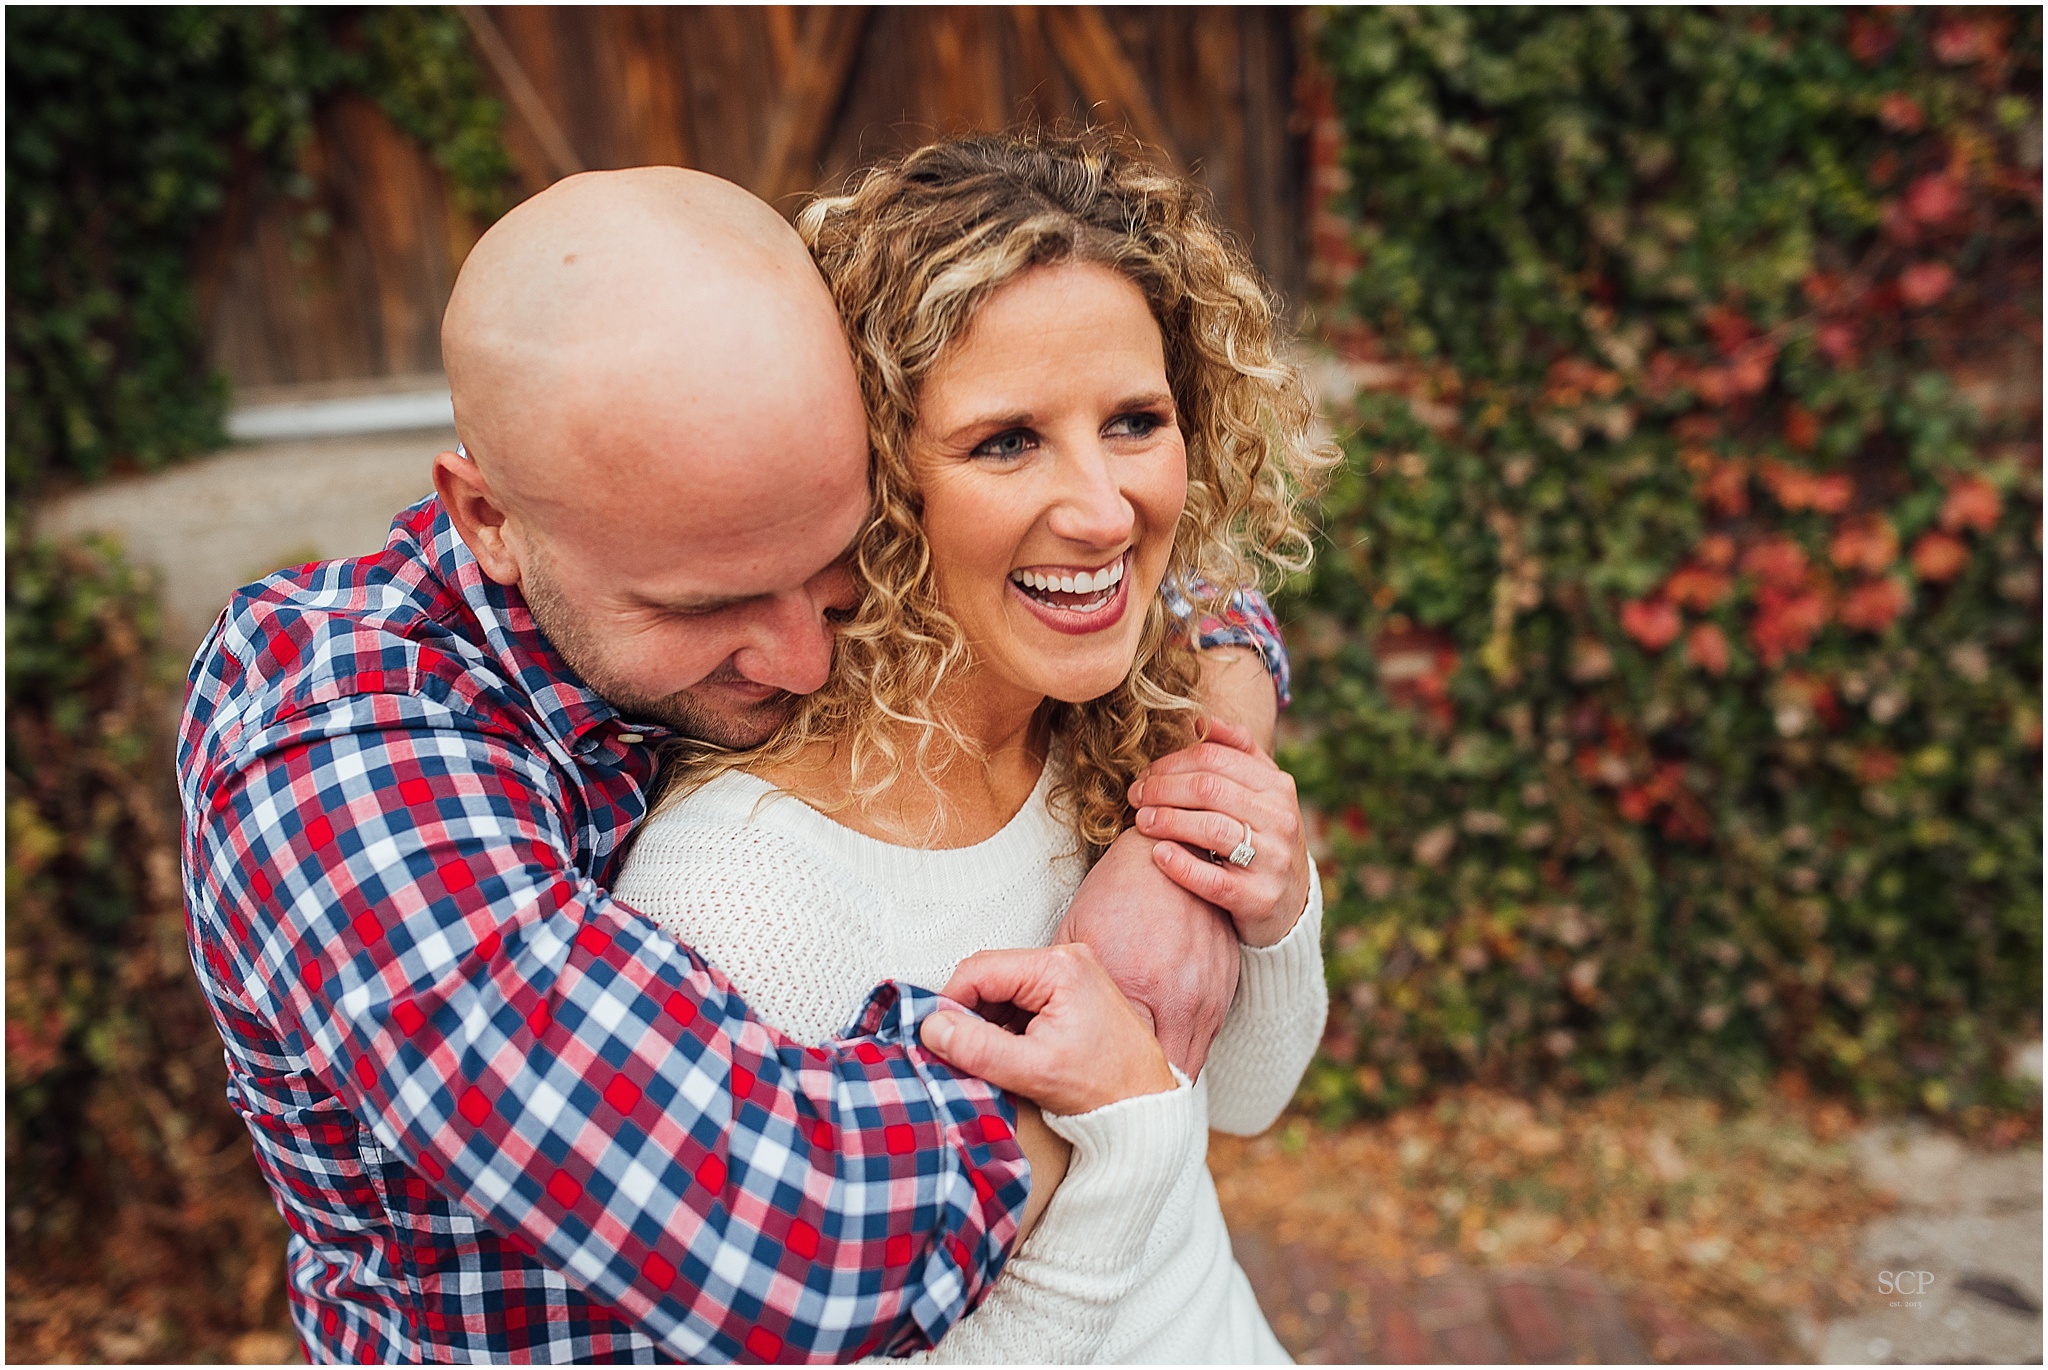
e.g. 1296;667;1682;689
616;771;849;897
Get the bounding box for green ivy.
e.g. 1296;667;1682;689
3;7;516;1290
4;6;514;497
359;6;518;221
1292;7;2041;1120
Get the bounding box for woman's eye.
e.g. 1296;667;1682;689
1108;412;1164;439
973;428;1036;460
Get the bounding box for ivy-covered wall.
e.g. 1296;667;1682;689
4;5;510;494
1289;7;2041;1122
5;10;513;1357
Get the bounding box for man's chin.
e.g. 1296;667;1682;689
638;690;799;750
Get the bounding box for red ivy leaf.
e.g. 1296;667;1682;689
1685;622;1731;676
1817;321;1859;367
1695;532;1737;569
1783;406;1820;452
1904;173;1963;225
1939;476;2002;534
1878;93;1924;133
1620;598;1683;651
1741;535;1810;590
1665;565;1734;611
1839;577;1911;633
1899;261;1955;307
1848;14;1897;65
1910;530;1970;581
1751;586;1831;667
1830;515;1899;573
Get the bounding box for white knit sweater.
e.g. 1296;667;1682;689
612;763;1327;1364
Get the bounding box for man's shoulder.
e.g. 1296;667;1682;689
180;502;516;770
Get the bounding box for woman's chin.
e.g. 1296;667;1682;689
1032;657;1140;706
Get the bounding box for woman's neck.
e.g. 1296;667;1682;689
753;669;1050;849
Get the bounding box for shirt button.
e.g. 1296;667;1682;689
617;733;645;745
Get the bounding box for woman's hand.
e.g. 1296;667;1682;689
1128;717;1311;948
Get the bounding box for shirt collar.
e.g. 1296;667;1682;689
422;497;673;755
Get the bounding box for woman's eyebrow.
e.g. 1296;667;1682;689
943;410;1033;440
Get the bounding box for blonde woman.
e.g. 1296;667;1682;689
614;131;1335;1363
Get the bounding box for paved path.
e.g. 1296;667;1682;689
1232;1234;1764;1363
1802;1125;2042;1364
1231;1121;2042;1364
37;429;448;661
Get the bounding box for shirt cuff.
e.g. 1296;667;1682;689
847;983;1032;1352
1237;875;1326;1021
1032;1068;1200;1275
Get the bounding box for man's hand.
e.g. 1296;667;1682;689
922;943;1177;1116
1053;827;1240;1079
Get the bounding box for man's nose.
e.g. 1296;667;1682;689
729;588;839;697
1046;445;1137;550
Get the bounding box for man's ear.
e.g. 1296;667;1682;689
433;448;523;587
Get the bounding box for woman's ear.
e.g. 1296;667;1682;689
433;447;523;586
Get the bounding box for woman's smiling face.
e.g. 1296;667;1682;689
910;261;1187;713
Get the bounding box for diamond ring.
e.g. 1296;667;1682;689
1226;821;1257;868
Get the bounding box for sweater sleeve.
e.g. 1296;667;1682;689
882;1073;1202;1365
1204;874;1328;1136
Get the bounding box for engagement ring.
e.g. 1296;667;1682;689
1227;821;1257;868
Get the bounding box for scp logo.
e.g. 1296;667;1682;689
1880;1270;1936;1296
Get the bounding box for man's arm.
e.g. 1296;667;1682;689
186;707;1026;1363
1196;645;1280;754
1054;588;1291;1076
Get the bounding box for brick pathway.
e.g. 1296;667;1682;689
1233;1232;1764;1364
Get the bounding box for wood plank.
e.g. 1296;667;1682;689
327;94;452;375
1195;7;1248;238
551;7;631;169
1239;9;1304;308
462;6;585;180
762;6;799;84
615;6;692;166
197;6;1311;387
756;6;873;205
1042;6;1181;166
924;7;1007;134
1005;6;1066;127
675;6;775;187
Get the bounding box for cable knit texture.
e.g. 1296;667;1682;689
612;762;1323;1363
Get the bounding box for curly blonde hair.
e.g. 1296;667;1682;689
665;128;1332;853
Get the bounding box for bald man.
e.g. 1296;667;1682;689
178;168;1280;1364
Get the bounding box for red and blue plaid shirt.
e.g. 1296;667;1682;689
178;496;1288;1363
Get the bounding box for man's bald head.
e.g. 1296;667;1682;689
432;168;871;745
444;167;860;530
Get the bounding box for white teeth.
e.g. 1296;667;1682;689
1011;557;1127;599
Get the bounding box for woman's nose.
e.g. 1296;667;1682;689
1046;445;1136;549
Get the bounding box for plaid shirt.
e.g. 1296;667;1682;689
178;496;1289;1363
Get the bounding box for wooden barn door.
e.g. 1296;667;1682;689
203;6;1306;395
